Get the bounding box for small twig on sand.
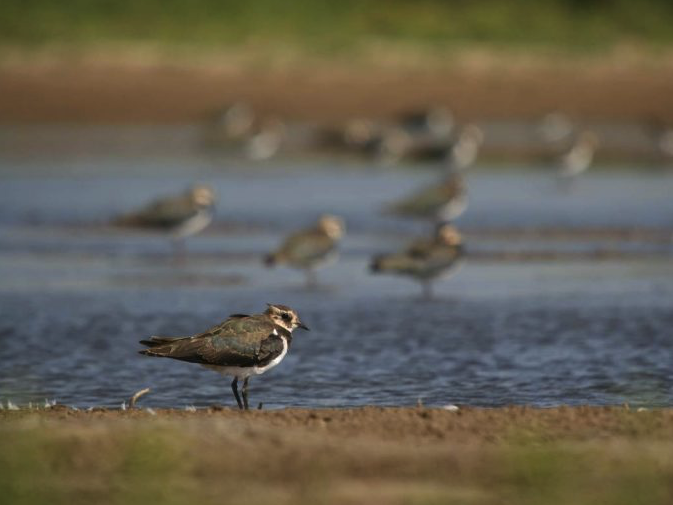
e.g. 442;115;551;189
129;388;151;409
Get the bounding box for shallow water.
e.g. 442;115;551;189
1;147;672;409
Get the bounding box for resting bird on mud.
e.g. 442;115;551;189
376;107;454;164
139;304;309;410
265;215;345;288
370;222;464;300
388;174;468;222
114;184;216;257
377;118;482;167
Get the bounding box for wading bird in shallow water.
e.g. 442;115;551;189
139;304;309;410
384;125;481;221
114;184;216;258
265;215;345;288
370;222;464;300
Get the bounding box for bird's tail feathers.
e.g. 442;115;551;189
264;252;279;268
370;253;413;273
370;254;385;273
139;335;183;348
112;213;141;227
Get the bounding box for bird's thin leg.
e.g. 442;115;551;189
241;377;250;410
305;268;318;289
172;237;186;264
231;377;243;410
421;280;433;301
557;175;576;194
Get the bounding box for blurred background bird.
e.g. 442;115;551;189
245;116;286;161
202;101;256;147
384;123;481;221
376;107;455;164
537;111;575;145
387;174;469;222
445;124;484;172
646;117;673;165
370;222;464;300
113;184;216;258
556;130;600;190
264;215;345;288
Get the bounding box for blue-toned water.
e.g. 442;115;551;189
1;140;672;409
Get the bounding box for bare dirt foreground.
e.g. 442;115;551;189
1;406;672;504
2;55;673;124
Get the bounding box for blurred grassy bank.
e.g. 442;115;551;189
2;0;673;56
1;406;673;505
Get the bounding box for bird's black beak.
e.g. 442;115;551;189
297;321;310;331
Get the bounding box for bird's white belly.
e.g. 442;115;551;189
172;209;213;238
438;193;468;221
204;336;289;380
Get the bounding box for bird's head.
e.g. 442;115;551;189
317;215;345;240
189;185;216;208
459;124;485;146
578;130;600;149
344;118;377;147
435;223;462;246
265;304;310;332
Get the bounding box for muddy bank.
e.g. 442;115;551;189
3;405;673;441
2;58;673;124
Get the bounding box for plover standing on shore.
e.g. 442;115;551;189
114;184;216;257
370;222;464;300
265;215;345;288
139;304;309;410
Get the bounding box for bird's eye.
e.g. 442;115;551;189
281;313;291;320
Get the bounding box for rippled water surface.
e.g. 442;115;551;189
1;146;672;409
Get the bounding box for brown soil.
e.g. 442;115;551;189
3;406;672;505
3;405;672;442
2;57;673;124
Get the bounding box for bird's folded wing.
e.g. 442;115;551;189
280;231;333;260
406;238;435;258
423;245;463;268
122;196;198;227
372;252;423;274
143;316;284;367
390;184;446;215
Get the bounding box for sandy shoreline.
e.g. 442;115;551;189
2;56;673;124
3;405;673;440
